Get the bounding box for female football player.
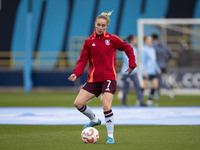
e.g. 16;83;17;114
68;11;136;144
140;36;161;106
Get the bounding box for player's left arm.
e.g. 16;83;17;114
163;43;173;60
111;35;137;73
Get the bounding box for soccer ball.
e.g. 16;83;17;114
81;127;99;144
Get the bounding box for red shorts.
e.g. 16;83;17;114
82;80;117;97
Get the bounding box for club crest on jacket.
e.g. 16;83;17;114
105;40;110;45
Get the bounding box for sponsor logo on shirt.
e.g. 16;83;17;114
92;43;96;46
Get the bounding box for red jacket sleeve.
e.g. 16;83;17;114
73;40;90;78
112;35;137;69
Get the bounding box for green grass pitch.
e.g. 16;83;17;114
0;125;199;150
0;92;200;150
0;92;200;107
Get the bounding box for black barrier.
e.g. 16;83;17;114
0;70;200;89
0;70;87;87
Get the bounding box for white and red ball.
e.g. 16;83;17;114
81;127;99;144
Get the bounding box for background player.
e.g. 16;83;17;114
141;36;161;106
151;34;174;100
120;34;147;106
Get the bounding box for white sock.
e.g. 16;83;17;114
104;109;114;138
91;115;98;123
78;105;98;122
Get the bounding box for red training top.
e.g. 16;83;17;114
73;30;137;82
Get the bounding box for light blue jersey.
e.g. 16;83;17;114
121;45;137;75
140;45;160;75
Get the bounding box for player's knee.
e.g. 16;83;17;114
142;85;147;89
73;101;83;109
142;83;148;89
152;83;158;89
153;84;158;89
103;104;111;112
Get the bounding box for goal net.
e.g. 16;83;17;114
136;19;200;90
137;18;200;69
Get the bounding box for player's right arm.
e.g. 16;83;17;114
165;43;173;60
68;40;90;82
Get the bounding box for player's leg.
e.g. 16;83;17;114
132;74;146;106
152;77;158;89
160;73;174;100
74;85;101;129
155;73;162;100
74;89;95;109
142;77;149;104
102;80;117;144
102;92;115;144
142;77;148;91
147;77;158;105
121;74;129;106
160;74;170;90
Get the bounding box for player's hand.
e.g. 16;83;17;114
143;73;148;77
126;67;134;75
68;74;77;82
157;70;162;75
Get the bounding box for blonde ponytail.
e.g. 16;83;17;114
100;10;113;17
96;10;113;25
